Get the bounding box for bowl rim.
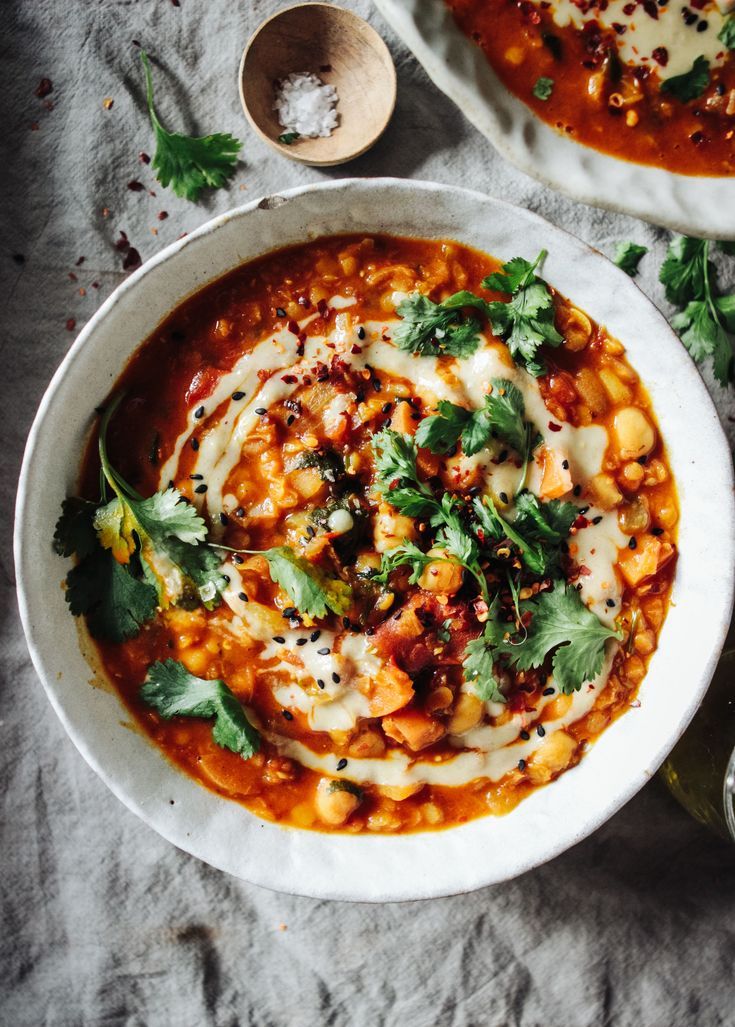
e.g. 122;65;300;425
238;2;397;167
372;0;735;239
15;177;735;901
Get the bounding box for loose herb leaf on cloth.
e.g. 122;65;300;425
660;56;710;102
462;600;509;702
392;293;485;358
497;580;621;694
140;51;241;201
260;547;352;619
140;659;260;759
660;236;735;385
613;241;648;277
482;251;563;376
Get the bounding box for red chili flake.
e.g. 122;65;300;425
690;131;706;145
281;374;298;384
30;122;40;131
122;247;141;271
44;101;55;112
127;180;145;192
548;421;562;432
132;39;141;48
690;0;706;9
622;2;636;13
287;319;299;335
139;151;151;164
75;256;85;266
102;97;114;110
381;333;390;342
316;298;328;317
577;565;592;576
642;0;658;16
101;207;110;218
319;64;333;72
652;46;668;66
157;211;169;221
68;272;77;282
612;21;626;33
115;231;129;252
79;287;86;297
573;514;589;529
91;281;100;289
171;0;180;6
65;318;76;331
257;368;271;382
350;345;363;355
35;78;53;98
148;189;156;197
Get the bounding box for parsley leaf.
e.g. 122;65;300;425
66;548;158;642
533;77;554;101
498;580;621;694
613;241;648;277
482;251;562;376
393;292;484;358
660;236;735;385
462;600;508;703
261;546;352;619
140;659;260;759
660;56;710;103
416;378;540;463
141;51;241;201
718;15;735;51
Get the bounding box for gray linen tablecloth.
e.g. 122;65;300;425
3;2;735;1025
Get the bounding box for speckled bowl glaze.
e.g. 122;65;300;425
373;0;735;239
15;179;735;901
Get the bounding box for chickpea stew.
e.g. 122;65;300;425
445;0;735;176
56;234;678;834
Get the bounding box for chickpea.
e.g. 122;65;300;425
447;692;484;734
180;645;210;676
560;307;593;351
527;730;577;784
377;782;424;801
612;407;656;461
315;778;362;826
588;472;623;511
418;548;464;595
348;728;386;758
619;461;645;490
373;502;418;553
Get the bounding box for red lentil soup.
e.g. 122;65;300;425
446;0;735;176
66;234;677;834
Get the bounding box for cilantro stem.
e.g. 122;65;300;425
97;393;144;502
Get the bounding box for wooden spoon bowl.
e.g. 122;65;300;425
240;3;397;166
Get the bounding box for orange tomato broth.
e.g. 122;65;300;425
80;234;677;834
446;0;735;175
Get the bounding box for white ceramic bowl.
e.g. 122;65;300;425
15;179;735;901
373;0;735;239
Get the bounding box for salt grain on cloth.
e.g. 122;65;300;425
273;72;339;138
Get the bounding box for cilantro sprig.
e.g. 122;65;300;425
260;546;352;619
462;599;508;702
613;241;648;278
496;580;621;694
140;51;241;201
392;292;486;358
482;251;563;376
140;659;260;759
661;236;735;385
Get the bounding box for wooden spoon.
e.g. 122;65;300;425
240;3;397;167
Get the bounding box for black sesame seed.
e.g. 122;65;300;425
317;678;325;689
498;449;508;462
235;507;245;518
310;630;321;642
276;307;286;317
365;627;375;636
357;326;366;340
562;459;569;470
592;515;603;525
232;391;246;401
190;473;204;480
543;686;555;696
233;554;244;565
194;406;205;419
520;729;530;740
286;415;295;426
332;673;340;684
306;525;316;538
255;407;267;416
499;491;509;505
296;638;307;647
382;402;392;414
651;527;664;536
342;617;351;629
537;724;546;737
336;758;348;771
372;378;381;392
579;506;589;515
393;611;403;621
697;18;707;30
518;759;526;771
238;592;248;602
317;647;331;655
637;455;648;465
282;607;297;618
573;485;582;497
606;598;616;608
629;537;638;549
272;636;286;644
716;82;726;96
219;513;228;526
282;709;294;721
194;483;208;494
222;574;230;584
191;438;200;451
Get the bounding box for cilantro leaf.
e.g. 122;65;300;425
54;497;99;559
482;251;562;376
141;51;241;201
718;15;735;51
261;546;352;619
659;236;710;305
498;580;621;694
472;495;549;576
296;449;345;483
671;300;734;385
415;401;471;454
462;600;508;703
140;659;260;759
371;428;437;517
660;56;710;103
65;548;158;642
393;292;484;358
532;77;554;101
613;241;648;277
374;541;442;586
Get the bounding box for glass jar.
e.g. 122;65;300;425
660;637;735;842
